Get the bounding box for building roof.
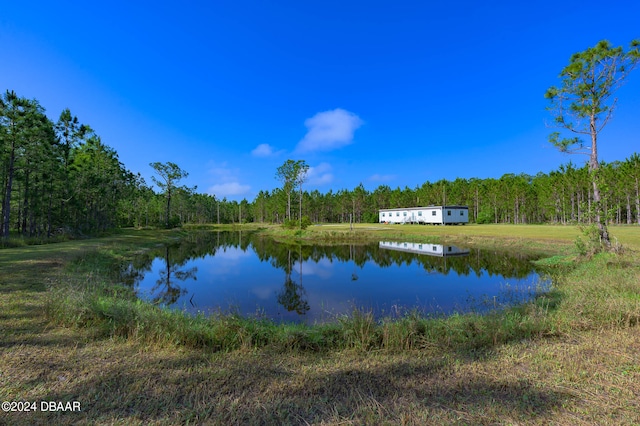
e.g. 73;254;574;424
378;205;468;212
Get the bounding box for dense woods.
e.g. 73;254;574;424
1;88;639;240
254;159;640;226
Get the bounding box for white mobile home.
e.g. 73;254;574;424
378;205;469;225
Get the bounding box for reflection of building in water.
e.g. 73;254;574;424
379;241;470;257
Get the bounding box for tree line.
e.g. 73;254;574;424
2;88;640;241
253;158;640;226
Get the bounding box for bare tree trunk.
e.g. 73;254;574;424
592;178;608;241
570;191;574;222
588;186;592;224
21;172;30;235
636;177;640;225
47;177;54;238
577;191;582;223
589;118;610;246
1;143;16;239
165;189;171;228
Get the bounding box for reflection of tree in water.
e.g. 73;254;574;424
151;246;198;306
277;275;310;315
276;247;310;315
350;244;359;281
126;231;544;311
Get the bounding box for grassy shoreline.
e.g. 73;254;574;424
2;224;640;424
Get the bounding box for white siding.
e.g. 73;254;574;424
379;206;468;225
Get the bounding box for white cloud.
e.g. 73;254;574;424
293;259;334;279
208;182;251;197
306;162;333;186
295;108;363;153
310;173;333;185
251;143;278;157
214;247;253;261
206;162;251;197
207;162;233;180
369;173;396;182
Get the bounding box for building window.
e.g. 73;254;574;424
432;246;437;251
432;211;436;216
418;211;422;216
403;212;407;216
460;211;464;216
396;212;399;217
447;210;451;216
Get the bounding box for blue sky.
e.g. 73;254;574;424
2;1;639;201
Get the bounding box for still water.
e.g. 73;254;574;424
125;231;550;324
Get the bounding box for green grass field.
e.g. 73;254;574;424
309;222;640;248
1;224;639;425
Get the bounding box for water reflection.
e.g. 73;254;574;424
379;241;470;257
127;231;549;323
151;246;197;305
276;246;310;315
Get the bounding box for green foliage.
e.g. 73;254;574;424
476;208;494;224
275;159;309;222
546;40;640;246
339;308;379;350
282;216;312;230
575;224;606;257
167;215;182;229
574;234;588;257
300;215;312;229
149;161;192;229
282;219;298;229
546;40;640;150
361;212;378;223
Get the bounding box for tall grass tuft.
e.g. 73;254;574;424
338;308;380;350
550;252;640;331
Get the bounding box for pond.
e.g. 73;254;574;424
124;231;550;324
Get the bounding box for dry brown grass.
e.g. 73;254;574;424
1;225;640;425
2;325;639;425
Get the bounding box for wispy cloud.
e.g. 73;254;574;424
369;173;396;182
206;162;251;197
306;162;333;186
251;143;282;157
293;258;334;279
208;182;251;197
295;108;363;153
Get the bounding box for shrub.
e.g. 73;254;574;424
282;216;312;230
476;208;494;224
300;215;312;229
282;219;297;229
